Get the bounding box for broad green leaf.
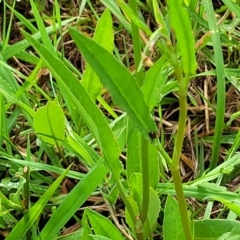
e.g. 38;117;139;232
147;188;161;234
126;120;141;180
82;9;114;100
38;159;107;240
22;30;122;178
125;195;140;238
33;101;65;146
5;165;71;240
128;173;160;237
66;134;95;167
127;120;159;189
86;209;124;240
218;225;240;240
167;0;197;76
194;219;240;240
68;27;157;139
129;173;142;208
163;195;185;240
141;56;167;110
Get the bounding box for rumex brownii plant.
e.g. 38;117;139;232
1;0;240;239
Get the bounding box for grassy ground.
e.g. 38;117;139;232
1;0;240;239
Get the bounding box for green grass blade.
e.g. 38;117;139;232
222;0;240;18
7;3;38;33
5;165;71;240
69;27;157;139
167;0;197;76
29;0;56;54
100;0;131;32
38;159;107;240
2;17;76;60
202;0;225;170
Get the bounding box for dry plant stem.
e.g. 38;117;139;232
171;92;193;240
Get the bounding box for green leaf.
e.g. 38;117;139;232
66;133;95;167
82;9;114;100
86;208;124;240
167;0;197;76
127;120;159;189
128;173;160;237
147;187;161;235
218;225;240;240
5;165;71;240
33;101;65;146
68;27;157;139
38;159;107;240
126;120;141;180
100;0;131;32
29;0;56;54
22;30;122;178
141;56;167;110
194;219;240;240
163;195;185;240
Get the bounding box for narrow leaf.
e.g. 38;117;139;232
86;209;124;240
167;0;197;76
38;160;107;240
5;165;71;240
82;9;114;100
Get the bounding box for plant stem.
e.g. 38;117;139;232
172;169;192;240
171;90;193;240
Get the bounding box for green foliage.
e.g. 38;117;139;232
1;0;240;239
33;101;65;146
